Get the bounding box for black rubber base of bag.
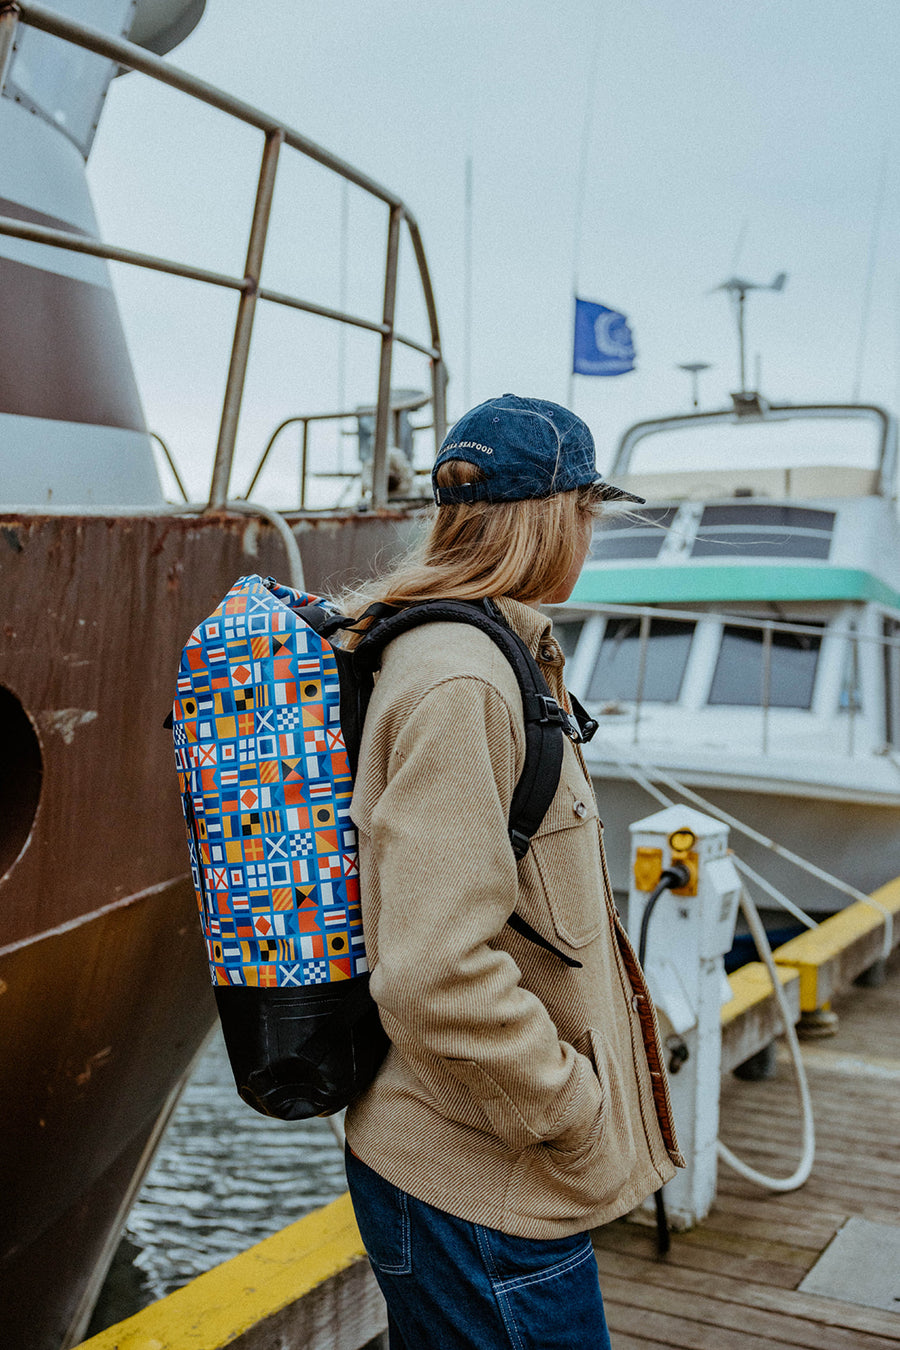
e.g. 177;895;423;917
215;975;390;1120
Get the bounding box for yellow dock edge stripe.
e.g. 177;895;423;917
74;1190;367;1350
721;961;798;1026
772;875;900;1011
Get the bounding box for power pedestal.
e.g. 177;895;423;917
628;805;741;1228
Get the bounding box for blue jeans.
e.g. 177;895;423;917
345;1146;612;1350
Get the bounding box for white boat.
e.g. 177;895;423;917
555;395;900;913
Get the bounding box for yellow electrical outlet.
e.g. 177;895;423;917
633;847;663;891
670;850;699;896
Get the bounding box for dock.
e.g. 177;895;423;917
75;904;900;1350
595;945;900;1349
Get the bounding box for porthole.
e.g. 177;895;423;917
0;686;43;879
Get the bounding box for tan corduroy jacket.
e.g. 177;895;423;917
345;597;683;1239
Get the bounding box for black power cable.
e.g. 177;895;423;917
636;863;692;1258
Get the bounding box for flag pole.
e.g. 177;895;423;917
568;19;603;409
567;296;576;409
463;155;473;413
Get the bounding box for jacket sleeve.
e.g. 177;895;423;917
366;673;602;1153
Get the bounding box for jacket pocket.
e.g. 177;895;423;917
528;750;605;949
504;1027;640;1223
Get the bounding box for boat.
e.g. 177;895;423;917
555;391;900;914
0;5;445;1346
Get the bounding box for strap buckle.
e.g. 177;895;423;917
563;710;599;743
524;694;565;726
435;482;476;505
509;828;531;860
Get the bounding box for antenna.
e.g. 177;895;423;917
711;272;787;393
676;361;712;409
463;155;473;413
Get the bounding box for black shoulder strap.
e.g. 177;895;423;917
353;598;566;863
347;598;585;970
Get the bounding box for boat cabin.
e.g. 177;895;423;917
553;401;900;906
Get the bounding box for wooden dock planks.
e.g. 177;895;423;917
594;948;900;1348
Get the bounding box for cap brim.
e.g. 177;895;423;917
595;479;646;505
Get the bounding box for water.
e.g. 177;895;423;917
93;1028;349;1324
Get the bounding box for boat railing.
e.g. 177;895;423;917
563;600;900;757
610;401;898;500
0;0;447;512
246;392;434;508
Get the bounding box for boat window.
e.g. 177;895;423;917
552;620;585;660
0;686;43;878
690;505;834;560
708;623;824;709
589;508;678;562
884;619;900;748
586;618;694;704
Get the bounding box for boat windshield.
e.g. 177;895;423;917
586;617;695;704
708;622;825;709
625;417;882;476
589;508;678;561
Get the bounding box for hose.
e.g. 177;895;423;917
716;884;815;1191
638;865;692;967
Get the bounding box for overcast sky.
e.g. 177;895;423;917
87;0;900;501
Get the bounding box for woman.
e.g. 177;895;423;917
343;394;683;1349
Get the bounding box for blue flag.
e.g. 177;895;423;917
572;298;636;376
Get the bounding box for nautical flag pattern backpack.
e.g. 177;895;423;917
171;574;596;1120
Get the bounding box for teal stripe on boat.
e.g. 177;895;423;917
569;565;900;608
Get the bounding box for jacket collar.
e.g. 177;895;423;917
495;596;553;657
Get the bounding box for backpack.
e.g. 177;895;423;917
170;574;596;1120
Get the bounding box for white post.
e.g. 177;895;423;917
628;805;741;1228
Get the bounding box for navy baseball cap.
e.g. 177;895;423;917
432;394;644;506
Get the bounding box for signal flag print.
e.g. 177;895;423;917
172;575;369;990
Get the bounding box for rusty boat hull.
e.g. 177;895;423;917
0;508;418;1349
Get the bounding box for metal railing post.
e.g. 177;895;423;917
299;419;310;510
632;614;650;746
761;624;773;754
847;630;859;757
0;3;20;90
405;214;445;451
209;128;284;509
148;431;188;502
371;205;402;510
432;356;448;456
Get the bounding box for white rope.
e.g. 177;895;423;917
599;742;892;958
620;760;675;810
717;885;815;1192
592;744;818;1190
606;752;817;929
646;762;892;959
732;857;818;932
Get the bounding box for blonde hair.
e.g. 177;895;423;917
336;461;605;630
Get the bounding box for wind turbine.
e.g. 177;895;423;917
712;272;787;393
